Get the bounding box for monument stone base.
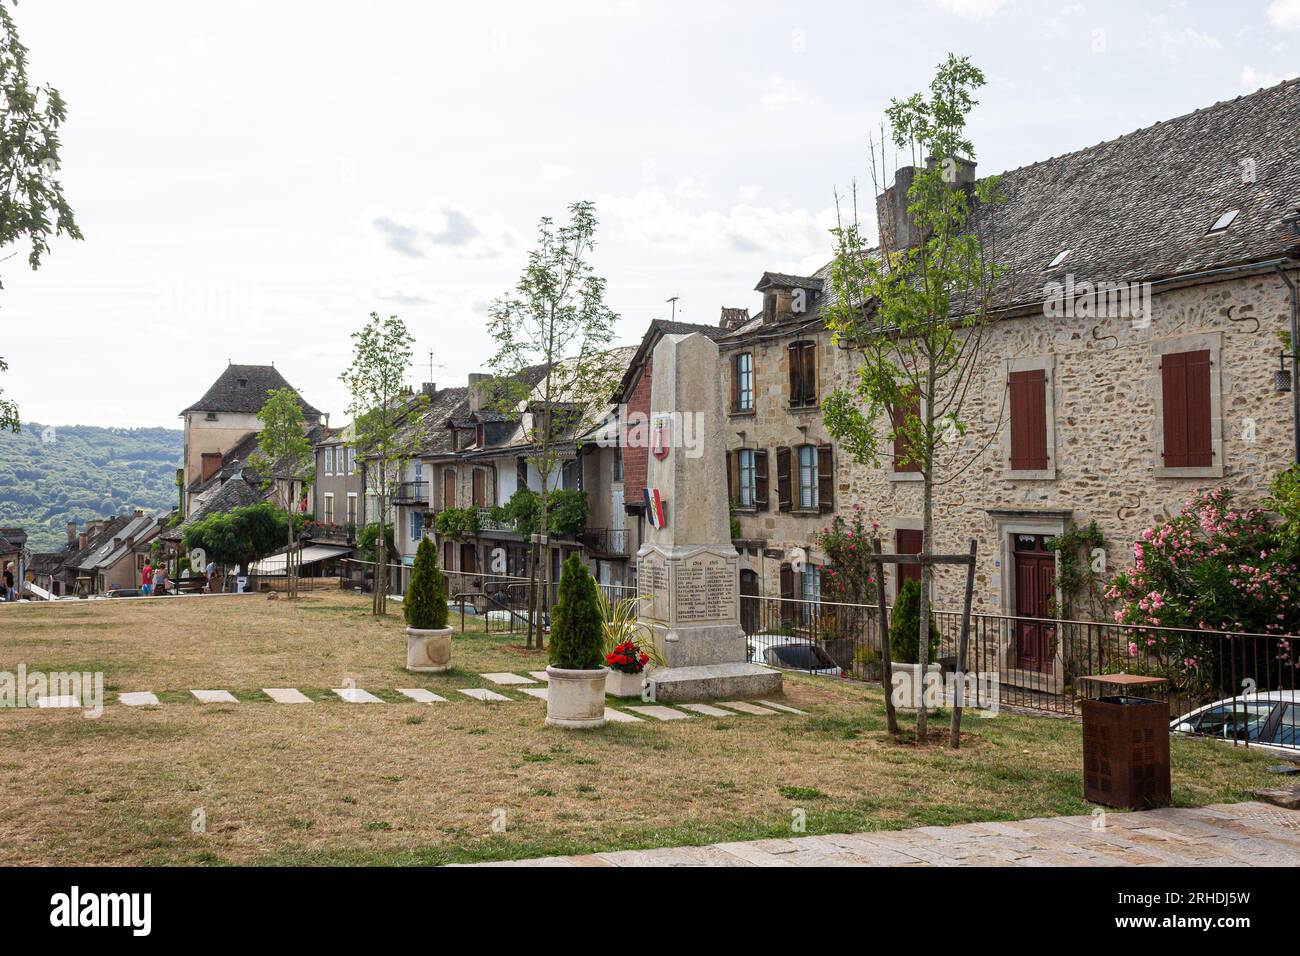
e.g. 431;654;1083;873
645;661;783;704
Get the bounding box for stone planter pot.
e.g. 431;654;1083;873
890;662;942;710
605;667;648;699
545;665;609;729
406;626;453;673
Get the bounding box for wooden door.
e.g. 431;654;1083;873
443;469;456;509
739;570;760;635
1013;534;1056;673
895;528;923;597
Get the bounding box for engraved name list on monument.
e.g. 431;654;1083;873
674;553;737;623
638;551;669;622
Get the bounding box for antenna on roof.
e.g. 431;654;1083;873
666;296;679;321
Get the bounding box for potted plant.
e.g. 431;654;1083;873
404;536;452;672
545;554;608;729
889;578;941;709
597;589;660;697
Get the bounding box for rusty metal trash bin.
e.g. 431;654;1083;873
1078;674;1171;810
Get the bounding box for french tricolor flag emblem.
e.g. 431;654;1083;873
644;488;666;529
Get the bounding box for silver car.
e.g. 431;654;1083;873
1171;690;1300;756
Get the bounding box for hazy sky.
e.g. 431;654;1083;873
4;0;1298;428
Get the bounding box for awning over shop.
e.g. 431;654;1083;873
251;545;352;574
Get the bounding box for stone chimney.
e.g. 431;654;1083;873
78;532;87;551
467;372;491;413
876;157;976;254
113;537;122;549
66;521;77;545
200;452;223;484
133;508;144;518
719;307;749;331
421;382;437;397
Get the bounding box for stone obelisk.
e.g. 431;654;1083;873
637;333;782;703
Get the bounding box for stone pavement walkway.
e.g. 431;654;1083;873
464;802;1300;866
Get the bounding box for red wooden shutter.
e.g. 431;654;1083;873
788;343;803;406
472;469;485;507
817;443;834;513
892;394;921;473
1162;350;1213;468
754;450;769;510
726;451;738;503
802;344;817;406
729;356;740;411
775;447;792;512
1008;369;1048;471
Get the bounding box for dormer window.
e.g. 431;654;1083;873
1206;209;1239;235
475;423;485;447
1045;249;1070;269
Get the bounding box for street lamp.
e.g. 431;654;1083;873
1276;351;1294;394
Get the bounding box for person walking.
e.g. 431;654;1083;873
205;559;217;594
153;562;168;596
3;562;14;602
141;561;153;596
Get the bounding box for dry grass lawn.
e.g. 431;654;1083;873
0;590;1281;865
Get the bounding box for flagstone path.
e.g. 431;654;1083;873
461;802;1300;867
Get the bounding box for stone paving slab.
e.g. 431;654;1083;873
517;687;550;701
263;687;312;704
481;672;537;685
462;802;1300;867
118;692;160;707
37;695;81;708
717;701;781;715
395;688;447;703
191;689;238;704
626;705;694;721
527;671;551;682
753;700;808;714
332;687;383;703
458;688;512;702
679;703;737;717
603;708;644;723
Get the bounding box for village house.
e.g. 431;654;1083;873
0;527;28;598
718;78;1300;681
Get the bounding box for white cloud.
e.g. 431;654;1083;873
759;76;810;112
673;176;707;200
929;0;1015;20
597;188;833;262
738;184;761;200
1267;0;1300;30
540;162;574;179
366;200;517;259
1241;64;1299;89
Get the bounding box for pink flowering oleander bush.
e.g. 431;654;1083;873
817;506;879;607
1106;488;1300;693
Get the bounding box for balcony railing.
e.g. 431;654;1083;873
393;481;428;504
581;528;629;557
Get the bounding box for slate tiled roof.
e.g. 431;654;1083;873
740;77;1300;330
985;76;1300;310
164;476;264;541
187;430;264;493
181;364;324;419
27;551;66;575
64;516;134;570
754;271;823;291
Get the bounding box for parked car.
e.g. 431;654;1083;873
746;634;842;676
1171;690;1300;755
106;587;143;599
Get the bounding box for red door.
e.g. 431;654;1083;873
895;529;923;598
1013;534;1056;672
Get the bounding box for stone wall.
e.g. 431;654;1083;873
825;270;1296;613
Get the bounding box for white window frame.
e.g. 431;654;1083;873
735;352;754;412
346;492;357;525
737;448;756;507
347;446;356;476
797;444;818;510
409;509;422;541
323;492;335;524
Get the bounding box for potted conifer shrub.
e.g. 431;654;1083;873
545;554;608;729
889;578;942;709
405;536;453;672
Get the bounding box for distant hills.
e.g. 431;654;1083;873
0;423;182;552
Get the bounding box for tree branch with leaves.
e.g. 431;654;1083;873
823;54;1003;746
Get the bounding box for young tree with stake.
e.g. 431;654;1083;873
485;201;621;649
822;55;1003;744
248;387;314;599
340;312;426;616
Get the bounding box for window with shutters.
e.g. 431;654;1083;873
775;446;793;512
796;444;818;510
1153;335;1222;478
779;564;796;625
788;341;818;408
890;393;922;477
736;448;755;507
472;468;488;507
1002;357;1056;479
732;352;754;412
800;565;821;625
895;527;923;598
442;468;456;509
